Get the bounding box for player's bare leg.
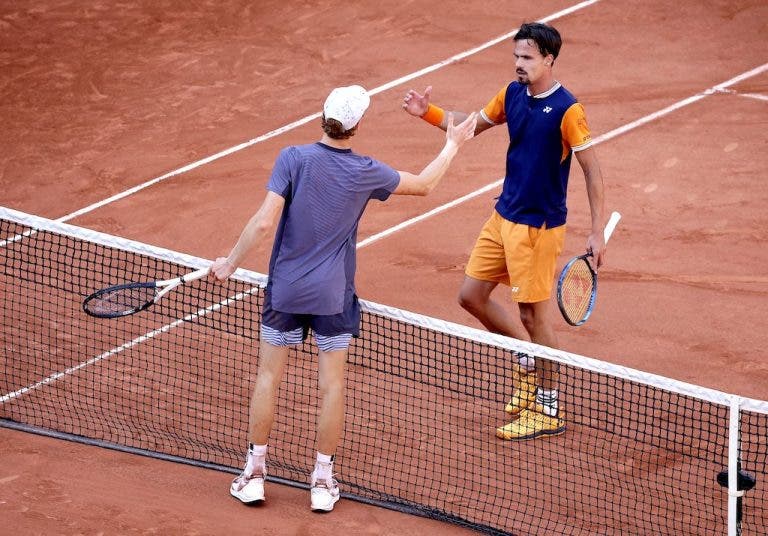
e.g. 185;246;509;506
316;348;347;455
458;276;529;341
519;300;559;392
496;300;565;440
310;348;347;512
231;340;290;504
249;341;291;444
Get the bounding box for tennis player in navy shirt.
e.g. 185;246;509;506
212;85;476;512
402;22;607;441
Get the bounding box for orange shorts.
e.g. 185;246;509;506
465;210;566;303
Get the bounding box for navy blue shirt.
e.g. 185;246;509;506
482;81;593;228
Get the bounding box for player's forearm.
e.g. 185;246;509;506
227;214;271;267
413;141;460;194
421;105;491;137
585;169;606;236
577;148;606;235
421;104;471;132
226;226;257;268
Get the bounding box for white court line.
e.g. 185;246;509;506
591;63;768;145
720;88;768;103
356;62;768;248
357;181;502;249
55;0;600;223
0;288;258;404
739;92;768;102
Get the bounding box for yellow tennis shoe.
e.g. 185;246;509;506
496;408;566;441
504;364;537;415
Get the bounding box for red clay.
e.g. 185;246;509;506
2;1;767;534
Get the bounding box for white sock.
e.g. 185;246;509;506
245;443;267;476
313;452;334;482
535;389;559;417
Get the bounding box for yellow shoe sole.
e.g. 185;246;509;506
495;423;566;441
495;410;567;441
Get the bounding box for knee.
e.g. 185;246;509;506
519;307;535;332
519;305;549;336
254;371;281;397
318;374;345;401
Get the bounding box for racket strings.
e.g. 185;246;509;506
86;286;156;316
560;260;595;323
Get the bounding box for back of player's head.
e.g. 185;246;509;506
322;85;370;139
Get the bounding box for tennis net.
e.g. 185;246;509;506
1;206;766;535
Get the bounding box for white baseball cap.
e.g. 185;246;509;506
323;85;370;130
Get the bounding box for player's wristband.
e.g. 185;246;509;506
421;104;445;127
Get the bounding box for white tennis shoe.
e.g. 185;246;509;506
230;470;266;504
310;476;340;512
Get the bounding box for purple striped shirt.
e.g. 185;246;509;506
266;142;400;315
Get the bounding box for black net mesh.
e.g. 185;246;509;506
1;209;766;535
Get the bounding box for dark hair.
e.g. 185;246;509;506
321;116;357;140
514;22;562;60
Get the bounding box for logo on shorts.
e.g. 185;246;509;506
511;286;520;293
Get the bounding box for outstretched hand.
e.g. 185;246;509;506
445;112;477;148
402;86;432;117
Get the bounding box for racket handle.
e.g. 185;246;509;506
604;211;621;243
157;267;211;287
154;266;211;301
181;267;211;282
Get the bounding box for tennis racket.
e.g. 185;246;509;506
556;211;621;326
83;267;210;318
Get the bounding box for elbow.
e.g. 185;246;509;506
412;176;436;196
254;220;273;234
246;217;273;238
416;183;434;196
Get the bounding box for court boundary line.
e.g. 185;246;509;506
717;87;768;102
54;0;600;223
357;62;768;248
740;93;768;102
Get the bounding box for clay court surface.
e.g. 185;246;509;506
1;1;767;534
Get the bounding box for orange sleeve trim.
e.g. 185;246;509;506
561;103;592;151
482;86;508;124
421;104;445;127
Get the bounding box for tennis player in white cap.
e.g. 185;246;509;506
212;85;477;511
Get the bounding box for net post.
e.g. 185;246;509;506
727;395;742;536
